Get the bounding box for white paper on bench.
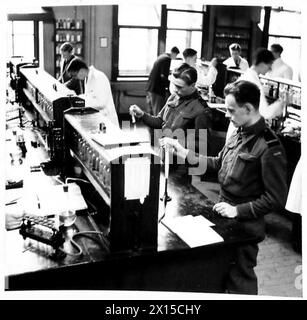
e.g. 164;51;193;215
163;215;224;247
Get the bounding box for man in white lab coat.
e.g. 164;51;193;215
66;58;119;127
266;44;293;80
223;43;249;71
182;48;218;88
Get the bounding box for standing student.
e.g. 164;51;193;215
266;44;293;80
223;43;249;71
66;58;119;127
58;42;75;83
147;46;180;115
160;80;288;295
183;48;218;88
226;48;286;140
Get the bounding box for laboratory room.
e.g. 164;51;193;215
4;3;302;297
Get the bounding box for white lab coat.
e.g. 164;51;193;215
84;66;119;127
223;56;249;71
226;67;284;141
196;65;218;87
286;157;302;214
266;58;293;80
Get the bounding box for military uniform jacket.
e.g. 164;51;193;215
142;90;212;152
142;90;211;131
187;117;288;221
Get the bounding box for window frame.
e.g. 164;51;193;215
268;7;301;40
112;5;207;81
7;20;39;60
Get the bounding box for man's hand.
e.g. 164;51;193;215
129;104;144;118
213;202;238;218
159;137;189;159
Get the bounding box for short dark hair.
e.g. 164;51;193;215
171;46;180;55
224;80;260;110
182;48;197;59
172;63;197;85
229;43;241;51
60;42;74;53
66;58;88;74
252;48;274;66
270;44;283;54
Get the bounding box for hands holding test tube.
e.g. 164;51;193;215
160;138;237;219
159;137;189;160
129;104;144;121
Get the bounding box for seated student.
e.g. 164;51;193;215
66;58;119;127
160;80;288;295
129;63;212;155
223;43;249;71
266;44;293;80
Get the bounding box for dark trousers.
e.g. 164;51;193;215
226;243;259;295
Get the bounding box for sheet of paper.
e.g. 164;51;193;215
124;156;150;203
163;215;224;247
22;182;88;216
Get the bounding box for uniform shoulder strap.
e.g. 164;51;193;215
263;127;281;148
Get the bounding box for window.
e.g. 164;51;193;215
117;4;161;77
114;5;207;79
166;6;205;57
267;7;301;81
7;21;35;59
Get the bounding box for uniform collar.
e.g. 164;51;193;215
178;89;199;101
239;117;266;136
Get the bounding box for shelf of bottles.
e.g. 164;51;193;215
213;19;251;61
261;77;301;141
54;18;85;79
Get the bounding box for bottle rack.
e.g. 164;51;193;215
212;18;252;62
54;19;85;79
260;75;301;140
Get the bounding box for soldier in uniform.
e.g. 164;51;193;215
160;80;288;295
130;63;212;156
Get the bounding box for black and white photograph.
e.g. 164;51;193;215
1;0;305;302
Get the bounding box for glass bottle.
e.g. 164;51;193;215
60;184;76;227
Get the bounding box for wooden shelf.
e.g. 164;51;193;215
212;18;253;64
55;28;83;31
54;19;85;79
